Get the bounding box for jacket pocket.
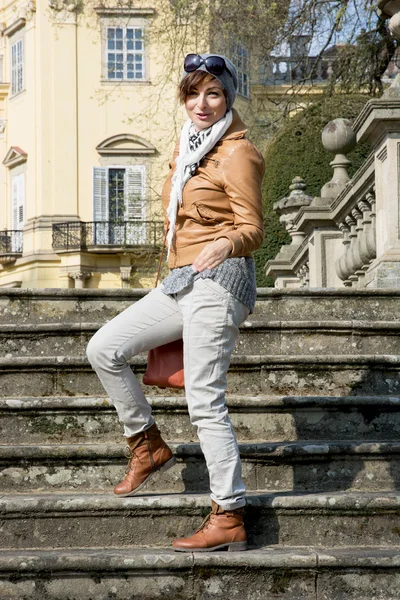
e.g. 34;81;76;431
194;203;225;223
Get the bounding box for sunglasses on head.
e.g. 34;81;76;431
184;54;233;78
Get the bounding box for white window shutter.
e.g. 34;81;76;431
18;174;25;228
125;166;145;221
11;44;16;95
93;167;108;221
18;40;24;93
12;174;24;230
12;176;18;229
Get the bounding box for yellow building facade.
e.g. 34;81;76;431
0;0;304;289
0;0;222;288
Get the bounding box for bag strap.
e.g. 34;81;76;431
155;229;168;287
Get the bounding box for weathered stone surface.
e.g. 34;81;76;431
3;319;400;358
1;287;400;597
193;567;315;599
1;442;400;494
1;492;399;549
0;296;30;325
28;299;82;325
2;395;400;444
0;549;193;600
0;330;90;358
0;288;400;323
260;360;400;396
1;354;400;396
1;547;400;600
317;571;400;600
253;290;400;322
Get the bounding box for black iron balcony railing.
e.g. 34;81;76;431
0;229;23;255
52;220;164;251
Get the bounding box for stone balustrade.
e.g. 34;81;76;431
266;0;400;290
335;190;377;287
259;55;334;85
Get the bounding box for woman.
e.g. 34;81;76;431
87;53;265;552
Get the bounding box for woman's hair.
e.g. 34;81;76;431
178;70;227;104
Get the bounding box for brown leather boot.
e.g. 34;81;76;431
172;500;247;552
114;423;176;497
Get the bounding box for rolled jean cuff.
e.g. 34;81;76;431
211;495;246;511
123;416;155;438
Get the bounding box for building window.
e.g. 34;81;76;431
232;43;249;98
93;166;146;243
107;27;144;80
11;39;24;95
11;173;25;230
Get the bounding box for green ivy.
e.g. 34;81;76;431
254;94;373;287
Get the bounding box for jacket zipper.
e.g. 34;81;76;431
203;157;219;167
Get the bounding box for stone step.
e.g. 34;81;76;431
1;546;400;600
1;492;399;550
2;395;400;444
1;442;400;494
0;354;400;397
1;288;400;325
2;319;400;357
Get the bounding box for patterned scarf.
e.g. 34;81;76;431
166;110;233;257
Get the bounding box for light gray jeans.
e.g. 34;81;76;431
86;278;249;510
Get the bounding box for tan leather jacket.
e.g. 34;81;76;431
161;109;265;269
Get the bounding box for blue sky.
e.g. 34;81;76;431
273;0;380;57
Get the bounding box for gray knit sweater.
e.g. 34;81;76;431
161;257;257;313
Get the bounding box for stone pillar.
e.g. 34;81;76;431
265;176;312;287
273;176;312;246
68;270;92;289
120;266;132;289
359;2;400;285
321;119;357;199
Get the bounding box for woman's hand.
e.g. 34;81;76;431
192;238;232;272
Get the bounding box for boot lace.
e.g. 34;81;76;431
195;511;213;534
124;446;143;474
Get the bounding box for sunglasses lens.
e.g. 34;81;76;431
184;54;201;72
204;57;225;76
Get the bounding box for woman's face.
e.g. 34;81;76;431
185;78;227;131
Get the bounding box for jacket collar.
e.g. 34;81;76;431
221;108;248;140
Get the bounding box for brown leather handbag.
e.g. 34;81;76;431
142;231;185;389
143;338;184;389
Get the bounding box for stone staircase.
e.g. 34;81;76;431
0;287;400;599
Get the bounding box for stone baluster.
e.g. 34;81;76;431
365;191;377;265
358;195;376;272
336;222;351;284
296;263;310;287
345;214;359;285
351;206;366;283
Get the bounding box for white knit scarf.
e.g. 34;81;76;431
166;110;233;257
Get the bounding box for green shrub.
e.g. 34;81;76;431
254;94;373;287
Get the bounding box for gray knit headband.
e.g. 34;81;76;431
181;53;238;111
